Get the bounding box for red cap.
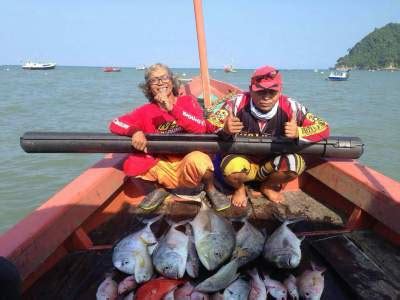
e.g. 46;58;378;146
250;65;282;92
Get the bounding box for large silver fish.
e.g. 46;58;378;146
194;252;245;293
297;263;325;300
190;200;235;271
153;219;189;279
112;215;162;283
223;278;251;300
263;216;304;269
185;224;200;278
232;215;266;267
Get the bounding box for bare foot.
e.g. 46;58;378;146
231;185;247;207
260;184;284;203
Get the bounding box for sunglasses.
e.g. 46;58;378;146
149;74;171;85
251;70;279;84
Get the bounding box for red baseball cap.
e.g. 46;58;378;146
250;65;282;92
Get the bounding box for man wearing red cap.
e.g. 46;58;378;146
218;65;330;206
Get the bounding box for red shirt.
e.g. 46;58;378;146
109;95;212;176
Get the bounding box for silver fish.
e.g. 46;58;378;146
247;268;267;300
283;274;299;300
112;215;162;282
96;275;118;300
263;273;287;300
195;258;240;293
190;200;235;271
297;263;325;300
232;215;266;267
223;278;250;300
153;219;189;279
263;216;304;269
185;224;200;278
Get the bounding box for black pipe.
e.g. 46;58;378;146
20;132;364;159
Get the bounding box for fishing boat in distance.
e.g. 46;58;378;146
135;65;146;70
22;62;56;70
223;64;237;73
327;70;349;81
103;67;121;72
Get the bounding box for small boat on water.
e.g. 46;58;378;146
327;70;349;81
135;65;146;70
1;77;399;299
103;67;121;72
22;62;56;70
223;64;237;73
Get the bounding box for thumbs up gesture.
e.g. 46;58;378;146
223;106;243;135
284;111;299;138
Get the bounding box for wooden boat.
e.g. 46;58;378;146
1;77;399;299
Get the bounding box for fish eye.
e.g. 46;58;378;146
305;292;310;296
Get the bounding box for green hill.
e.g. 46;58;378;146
336;23;400;70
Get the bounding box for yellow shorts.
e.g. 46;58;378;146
220;153;306;182
138;151;214;189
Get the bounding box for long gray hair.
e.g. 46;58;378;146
139;63;181;102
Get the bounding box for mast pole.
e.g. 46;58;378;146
193;0;212;108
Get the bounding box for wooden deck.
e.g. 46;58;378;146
24;189;400;299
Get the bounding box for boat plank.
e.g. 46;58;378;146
307;159;400;235
310;235;400;300
346;230;400;289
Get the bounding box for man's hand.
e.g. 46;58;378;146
284;111;299;139
154;92;173;111
223;107;243;135
131;131;147;153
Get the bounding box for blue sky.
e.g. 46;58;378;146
2;0;399;69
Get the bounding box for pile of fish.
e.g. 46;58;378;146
96;201;326;300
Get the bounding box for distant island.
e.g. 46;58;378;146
335;23;400;70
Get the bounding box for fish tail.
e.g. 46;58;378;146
143;214;164;226
165;218;191;228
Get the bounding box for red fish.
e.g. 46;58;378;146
135;278;184;300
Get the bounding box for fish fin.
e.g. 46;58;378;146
233;247;249;259
310;261;326;273
165;218;192;229
142;214;164;226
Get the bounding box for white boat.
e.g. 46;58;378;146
22;62;56;70
135;65;146;70
328;70;349;81
223;64;237;73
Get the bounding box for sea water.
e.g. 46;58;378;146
0;66;399;232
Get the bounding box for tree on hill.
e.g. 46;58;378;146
336;23;400;70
